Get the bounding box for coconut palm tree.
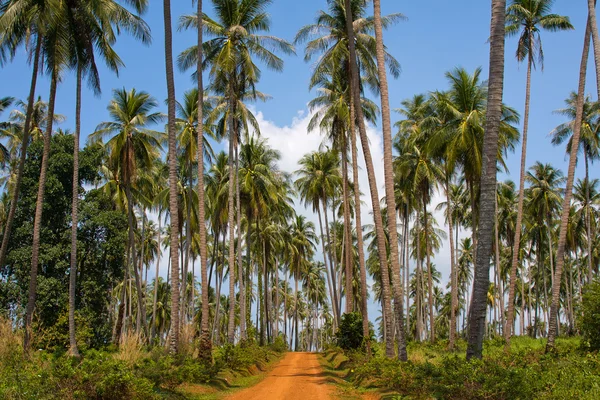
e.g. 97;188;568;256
547;12;595;350
551;92;600;283
504;0;573;345
90;88;164;341
0;0;49;272
289;214;317;351
466;0;507;360
179;0;293;344
295;150;342;326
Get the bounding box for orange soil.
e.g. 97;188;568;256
224;352;333;400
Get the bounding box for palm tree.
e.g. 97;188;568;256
22;2;73;350
193;0;212;363
371;0;408;359
0;0;47;271
466;0;507;360
296;0;401;356
551;92;600;283
162;0;181;353
547;12;594;351
289;214;317;351
180;0;293;344
66;0;151;357
90;88;164;342
504;0;573;346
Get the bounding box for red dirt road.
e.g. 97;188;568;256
225;352;333;400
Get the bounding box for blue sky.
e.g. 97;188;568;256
1;0;594;181
1;1;597;326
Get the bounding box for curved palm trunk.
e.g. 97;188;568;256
506;44;533;347
349;100;370;353
226;96;236;344
68;65;83;357
163;0;181;354
588;0;600;98
343;0;395;359
547;14;592;352
466;0;506;360
371;0;407;361
0;35;42;269
23;69;58;351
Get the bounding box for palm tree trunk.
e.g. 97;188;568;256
547;13;592;352
506;47;533;347
585;155;593;283
182;170;193;325
466;0;506;360
226;94;236;344
275;262;279;337
340;131;353;313
349;101;370;354
151;217;161;341
423;202;435;342
447;181;458;349
415;210;423;341
235;144;246;341
322;200;340;326
494;193;505;336
68;65;82;357
405;209;411;336
317;204;336;327
588;0;600;99
371;0;408;361
0;35;42;269
343;0;395;358
126;185;148;338
163;0;181;354
23;68;58;351
295;275;300;351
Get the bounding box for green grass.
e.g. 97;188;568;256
322;336;600;400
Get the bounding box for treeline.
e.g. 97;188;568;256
0;0;599;364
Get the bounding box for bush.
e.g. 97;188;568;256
269;335;288;353
579;281;600;351
335;312;370;350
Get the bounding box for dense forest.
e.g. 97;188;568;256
1;0;600;399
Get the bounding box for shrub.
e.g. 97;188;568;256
579;281;600;351
335;312;369;350
269;335;288;353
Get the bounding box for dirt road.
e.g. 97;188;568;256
225;352;333;400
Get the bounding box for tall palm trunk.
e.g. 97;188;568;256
0;35;42;269
126;185;148;337
588;0;600;95
294;275;299;351
349;104;369;353
343;0;395;359
226;94;236;344
182;171;192;325
423;201;435;342
68;65;82;357
151;217;161;341
326;198;341;328
235;144;246;341
547;13;591;352
585;155;593;283
447;180;458;349
415;209;423;341
466;0;506;360
23;69;58;351
506;42;533;347
494;195;505;336
163;0;181;354
340;131;353;313
371;0;407;361
317;204;336;326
